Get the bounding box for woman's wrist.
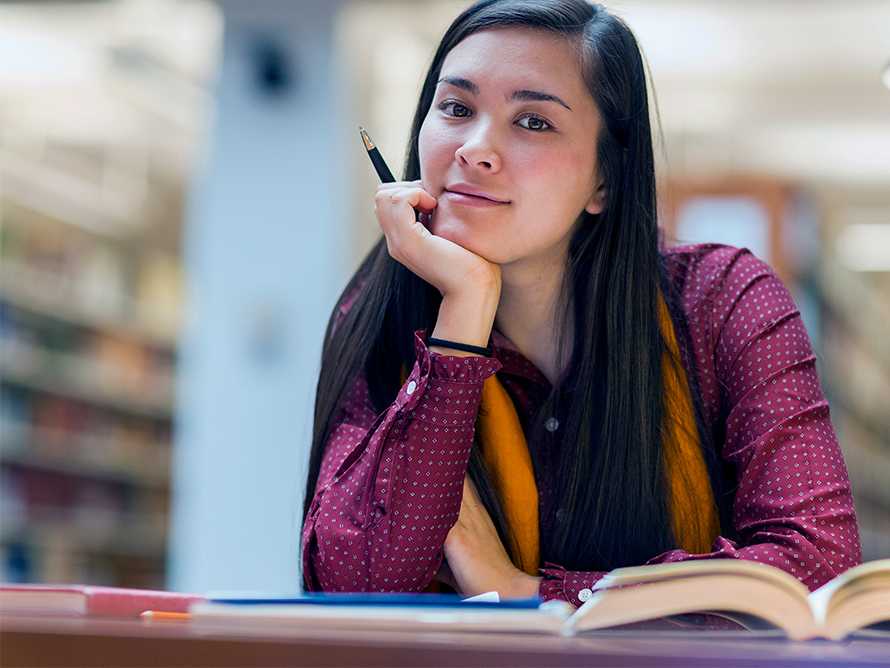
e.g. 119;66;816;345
504;571;542;599
431;289;499;354
428;346;484;358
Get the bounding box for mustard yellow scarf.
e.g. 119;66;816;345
404;293;719;577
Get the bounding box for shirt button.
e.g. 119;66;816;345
578;588;593;603
406;381;417;395
544;417;559;432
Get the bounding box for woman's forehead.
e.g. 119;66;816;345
441;27;583;86
438;28;595;119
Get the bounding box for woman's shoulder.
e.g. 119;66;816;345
661;241;783;307
330;273;371;335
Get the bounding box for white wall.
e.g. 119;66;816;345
170;0;349;594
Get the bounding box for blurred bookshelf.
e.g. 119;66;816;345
0;0;219;588
0;170;182;589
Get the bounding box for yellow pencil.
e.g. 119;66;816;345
140;610;192;622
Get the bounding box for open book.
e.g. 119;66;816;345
190;559;890;641
571;557;890;640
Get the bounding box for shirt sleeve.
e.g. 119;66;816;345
302;329;502;592
537;249;862;607
538;563;608;606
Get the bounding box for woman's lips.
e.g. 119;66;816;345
443;190;510;207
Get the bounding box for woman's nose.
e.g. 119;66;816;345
454;127;502;172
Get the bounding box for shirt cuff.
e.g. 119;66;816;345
415;328;502;381
538;562;607;607
390;329;502;417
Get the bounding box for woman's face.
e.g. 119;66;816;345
419;27;604;266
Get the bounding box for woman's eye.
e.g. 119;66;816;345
440;101;472;117
517;115;552;132
438;102;552;132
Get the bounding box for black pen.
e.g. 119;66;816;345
359;126;396;183
359;126;428;225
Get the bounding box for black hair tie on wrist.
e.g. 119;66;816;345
427;336;492;357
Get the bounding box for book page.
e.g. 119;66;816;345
570;573;817;640
596;559;810;602
808;558;890;626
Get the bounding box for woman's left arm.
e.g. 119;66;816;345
646;249;863;586
537;248;862;607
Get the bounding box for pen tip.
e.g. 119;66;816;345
359;127;374;151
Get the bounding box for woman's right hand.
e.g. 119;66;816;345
374;180;501;299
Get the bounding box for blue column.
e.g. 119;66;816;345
170;0;347;594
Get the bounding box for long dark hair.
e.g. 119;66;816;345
302;0;732;574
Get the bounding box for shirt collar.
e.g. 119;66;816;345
489;327;552;390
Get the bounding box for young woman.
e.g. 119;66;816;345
300;0;861;605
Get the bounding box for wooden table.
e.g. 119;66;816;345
3;614;890;667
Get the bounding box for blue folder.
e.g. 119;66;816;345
210;592;542;609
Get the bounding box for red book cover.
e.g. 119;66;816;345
0;584;204;617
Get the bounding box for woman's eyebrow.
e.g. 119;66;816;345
436;76;573;111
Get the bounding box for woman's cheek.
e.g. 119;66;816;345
419;141;450;187
417;119;436;173
426;134;456;172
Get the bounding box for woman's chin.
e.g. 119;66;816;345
431;218;503;263
429;216;459;238
431;217;474;245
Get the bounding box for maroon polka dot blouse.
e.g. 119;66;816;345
301;243;862;606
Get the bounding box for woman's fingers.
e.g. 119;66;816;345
377;180;438;211
378;185;437;212
374;184;436;262
372;180;501;298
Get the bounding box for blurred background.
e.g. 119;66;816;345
0;0;888;595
